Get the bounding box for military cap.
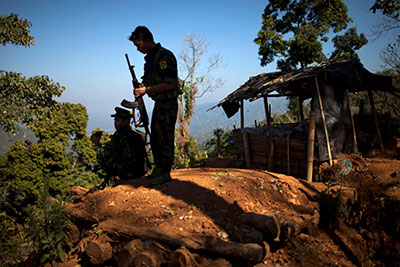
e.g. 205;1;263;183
111;107;132;119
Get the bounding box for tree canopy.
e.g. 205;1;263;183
254;0;356;71
0;13;35;47
0;71;65;133
370;0;400;19
330;27;368;61
0;13;63;134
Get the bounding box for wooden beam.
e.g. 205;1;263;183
367;90;384;151
314;77;333;167
306;111;316;182
345;89;358;154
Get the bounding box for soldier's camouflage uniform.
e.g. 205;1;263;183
98;125;146;181
142;43;179;174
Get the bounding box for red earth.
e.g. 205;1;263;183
60;151;400;267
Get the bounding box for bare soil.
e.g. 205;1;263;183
60;151;400;266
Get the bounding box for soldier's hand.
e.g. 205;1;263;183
134;86;146;97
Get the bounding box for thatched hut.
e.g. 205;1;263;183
213;59;398;180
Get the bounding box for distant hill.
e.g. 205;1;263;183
189;97;288;145
84;97;289;147
1;98;288;155
0;127;38;156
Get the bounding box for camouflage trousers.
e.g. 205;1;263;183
150;98;178;173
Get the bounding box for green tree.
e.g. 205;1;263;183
330;27;368;61
0;13;97;265
0;102;99;200
0;71;65;134
254;0;352;70
174;135;206;169
1;13;62;134
0;13;35;47
254;0;368;121
205;128;234;157
370;0;400;20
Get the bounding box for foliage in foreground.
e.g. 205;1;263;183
23;177;72;266
174;135;206;169
205;128;234;157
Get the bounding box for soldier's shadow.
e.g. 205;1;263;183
120;172;280;247
125;177;242;225
121;174;279;244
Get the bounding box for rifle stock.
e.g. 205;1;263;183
122;53;151;144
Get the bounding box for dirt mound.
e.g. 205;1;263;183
61;155;400;266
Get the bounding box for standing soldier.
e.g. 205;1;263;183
95;107;146;188
129;25;179;186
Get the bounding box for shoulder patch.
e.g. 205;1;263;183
159;61;167;70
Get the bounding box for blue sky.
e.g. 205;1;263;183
1;0;398;132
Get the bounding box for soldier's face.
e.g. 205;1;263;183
114;117;129;130
133;39;150;54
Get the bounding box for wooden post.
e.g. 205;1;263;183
299;97;304;121
269;104;272;122
263;96;271;127
268;121;274;170
242;131;251;168
240;99;244;129
345;89;358;154
216;130;221;158
314;77;333;167
286;136;291;175
367;90;384;151
306;111;316;182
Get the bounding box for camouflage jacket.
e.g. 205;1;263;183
142;43;180;100
98;126;146;180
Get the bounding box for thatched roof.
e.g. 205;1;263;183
213;59;397;118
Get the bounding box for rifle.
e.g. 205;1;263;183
121;53;151;145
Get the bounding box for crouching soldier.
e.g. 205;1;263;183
96;107;146;188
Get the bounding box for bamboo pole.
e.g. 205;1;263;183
216;130;221;158
269;104;272;122
242;131;252;168
299;97;304;121
268;121;274;170
263;96;271;127
306;111;316;182
345;89;358;154
240;99;244;129
367;90;384;151
314;77;333;167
